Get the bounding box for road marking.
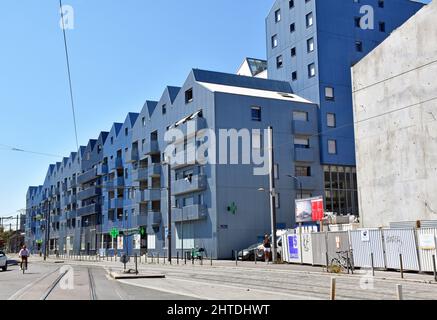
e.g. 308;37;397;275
8;267;60;300
116;279;205;300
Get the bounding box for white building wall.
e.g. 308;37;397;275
352;1;437;228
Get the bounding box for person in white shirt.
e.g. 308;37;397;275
18;245;30;270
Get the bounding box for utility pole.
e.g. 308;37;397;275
268;126;278;263
166;158;172;263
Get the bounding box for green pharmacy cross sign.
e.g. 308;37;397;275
140;227;145;236
110;228;119;239
227;202;237;215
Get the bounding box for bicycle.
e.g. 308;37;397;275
20;258;28;274
329;251;353;273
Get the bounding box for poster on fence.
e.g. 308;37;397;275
134;234;141;250
295;196;324;223
418;234;436;250
288;234;299;260
117;236;124;250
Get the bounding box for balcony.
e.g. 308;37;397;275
132;164;161;181
115;157;123;169
69;179;77;189
53;201;61;210
77;168;98;185
172;175;207;196
66;210;77;220
77;186;102;201
97;163;108;176
294;147;315;162
147;211;161;226
131;214;148;227
129;148;139;163
173;116;207;143
62;183;68;193
77;204;101;217
69;194;77;204
136;189;161;203
109;198;124;210
114;177;125;188
296;176;318;190
144;140;159;155
292;120;316;136
173;204;207;223
51;215;61;224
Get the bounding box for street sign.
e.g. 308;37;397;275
110;228;119;239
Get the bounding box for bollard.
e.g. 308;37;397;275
235;250;238;266
200;255;203;266
151;253;154;264
399;254;404;279
158;253;160;264
211;255;213;266
346;251;350;274
135;254;138;275
184;252;187;265
330;277;336;300
396;284;403;300
325;252;329;273
255;251;257;264
433;255;437;282
371;253;375;277
177;252;179;265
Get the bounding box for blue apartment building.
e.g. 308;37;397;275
26;69;322;259
266;0;424;215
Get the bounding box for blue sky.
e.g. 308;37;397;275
0;0;430;219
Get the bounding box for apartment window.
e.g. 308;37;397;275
327;113;336;128
295;166;311;177
275;193;280;209
294;137;310;149
355;41;363;52
306;12;313;28
328;140;337;154
293;111;308;122
251;106;262;122
379;22;386;32
292;71;297;81
271;34;278;48
291;47;296;57
162;104;167;115
275;9;281;22
308;63;316;78
307;38;315;52
290;23;295;33
276;55;283;68
378;0;384;8
289;0;294;9
125;128;128;136
325;87;335;100
142;117;146;126
185;88;193;103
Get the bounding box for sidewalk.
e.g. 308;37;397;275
39;254;437;285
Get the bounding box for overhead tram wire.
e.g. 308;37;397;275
59;0;79;152
0;143;63;158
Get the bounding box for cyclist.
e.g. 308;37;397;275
18;245;30;271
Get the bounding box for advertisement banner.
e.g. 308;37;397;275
295;197;324;223
419;234;436;250
134;234;141;250
117;236;124;250
288;234;299;259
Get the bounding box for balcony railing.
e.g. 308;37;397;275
144;140;159;155
69;179;77;189
66;210;77;220
132;164;161;181
129;148;139;163
136;189;161;203
147;211;161;226
294;147;315;162
97;163;108;176
292;120;316;135
109;198;124;210
172;204;207;222
77;204;101;217
172;175;207;196
130;214;148;227
77;186;102;201
173;116;207;144
77;168;98;185
114;177;125;187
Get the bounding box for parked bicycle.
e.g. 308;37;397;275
329;250;353;273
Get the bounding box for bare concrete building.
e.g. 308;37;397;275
352;1;437;228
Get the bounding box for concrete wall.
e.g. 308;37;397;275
352;1;437;228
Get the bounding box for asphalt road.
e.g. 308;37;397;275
1;258;196;300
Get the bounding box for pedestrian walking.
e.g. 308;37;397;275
263;234;271;263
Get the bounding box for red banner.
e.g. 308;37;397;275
311;198;324;221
